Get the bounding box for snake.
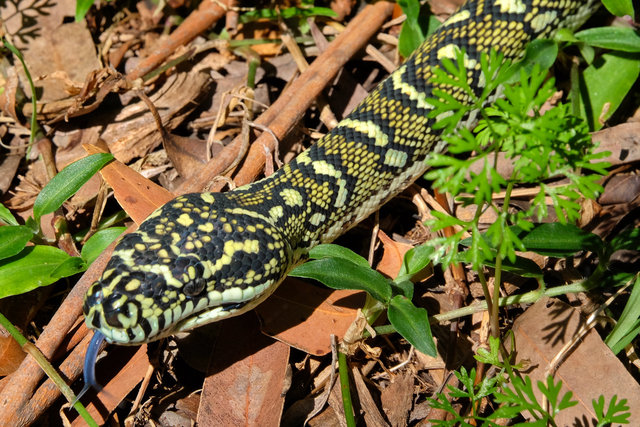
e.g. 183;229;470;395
79;0;600;394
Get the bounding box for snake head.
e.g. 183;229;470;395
83;193;293;344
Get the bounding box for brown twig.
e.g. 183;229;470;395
177;1;396;194
126;0;234;81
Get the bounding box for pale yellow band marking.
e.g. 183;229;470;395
339;119;389;146
391;65;434;110
495;0;526;14
445;9;470;25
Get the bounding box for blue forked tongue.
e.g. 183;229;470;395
71;331;106;406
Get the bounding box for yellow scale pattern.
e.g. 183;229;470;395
84;0;599;344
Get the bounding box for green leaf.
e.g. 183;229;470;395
601;0;635;17
33;153;113;222
0;226;34;260
290;257;392;303
307;244;369;268
605;274;640;354
50;256;86;279
607;227;640;254
75;0;94;21
25;216;39;233
593;394;631;425
519;223;603;257
460;223;602;262
80;227;127;265
397;0;426;57
398;21;424;58
475;336;502;366
424;14;442;39
0;246;72;298
575;27;640;52
576;51;640;130
0;203;19;226
554;28;579;44
507;38;558;83
397;244;435;282
388;295;436;356
391;279;414;299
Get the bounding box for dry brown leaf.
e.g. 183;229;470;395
0;59;20;123
256;278;365;356
162;132;210;179
512;297;640;424
592;122;640;167
20;21;101;104
600;174;640;205
0;135;25;196
198;314;289;426
0;330;25;377
84;144;174;224
377;229;414;278
158;392;200;426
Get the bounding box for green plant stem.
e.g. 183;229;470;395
371;268;605;337
570;58;581;117
233;46;261;89
0;312;97;426
491;181;515;338
491;251;503;338
361;294;387;325
477;269;493;319
2;38;44;151
436;271;602;323
338;350;356;427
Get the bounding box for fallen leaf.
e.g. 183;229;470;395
600;174;640;205
21;22;100;104
351;365;389;426
0;330;25;376
198;314;289;426
591;122;640;167
83;144;174;224
512;297;640;425
101;71;214;164
377;229;414;278
256;277;365;356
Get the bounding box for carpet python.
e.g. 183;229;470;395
83;0;600;346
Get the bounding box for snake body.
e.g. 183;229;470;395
83;0;599;345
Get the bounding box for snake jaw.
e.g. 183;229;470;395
82;193;294;344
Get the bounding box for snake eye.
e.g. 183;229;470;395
184;277;206;296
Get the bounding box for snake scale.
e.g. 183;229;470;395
83;0;600;347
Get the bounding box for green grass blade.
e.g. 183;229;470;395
33;153;113;222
